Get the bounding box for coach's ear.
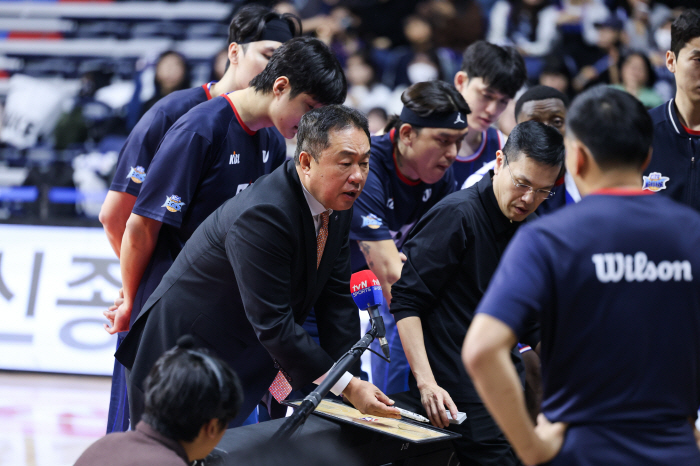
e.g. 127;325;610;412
298;150;313;174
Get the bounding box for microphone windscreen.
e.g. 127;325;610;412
350;270;383;310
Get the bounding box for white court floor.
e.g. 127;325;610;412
0;371;111;466
0;312;373;466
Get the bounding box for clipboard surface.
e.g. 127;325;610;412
284;399;461;444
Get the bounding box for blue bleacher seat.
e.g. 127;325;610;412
0;186;38;202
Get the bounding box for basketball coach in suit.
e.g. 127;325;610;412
116;105;401;427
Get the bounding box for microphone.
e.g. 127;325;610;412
350;270;390;361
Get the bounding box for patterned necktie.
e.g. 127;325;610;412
268;211;330;403
316;211;329;269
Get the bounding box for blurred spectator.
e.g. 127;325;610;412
141;51;191;116
555;0;609;72
618;0;672;55
367;107;388;135
209;47;229;82
383;15;448;90
488;0;560;79
75;337;243;466
572;14;626;91
344;50;392;113
125;50;191;131
539;54;576;99
610;50;664;108
647;8;677;101
417;0;485;52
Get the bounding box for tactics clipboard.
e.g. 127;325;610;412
284;399;461;444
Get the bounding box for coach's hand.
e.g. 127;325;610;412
418;381;458;428
343;378;401;419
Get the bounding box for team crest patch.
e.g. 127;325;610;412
162;195;185;212
361;214;382;229
642;172;669;192
127;166;146;184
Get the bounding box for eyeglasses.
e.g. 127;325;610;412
503;153;555;200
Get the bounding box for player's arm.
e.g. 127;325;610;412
357;239;404;304
464;314;565;465
99;191;137;258
396;316;458;428
104;213;162;334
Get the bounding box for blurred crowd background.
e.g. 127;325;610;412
0;0;694;227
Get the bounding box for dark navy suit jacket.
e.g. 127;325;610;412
116;160;360;426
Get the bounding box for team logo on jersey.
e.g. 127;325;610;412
127;166;146;184
454;112;465;125
387;198;394;210
591;251;692;283
361;214;382;229
422;188;432;202
236;183;250;194
642;172;669;192
162;195;185;213
262;150;270;163
230;152;240;164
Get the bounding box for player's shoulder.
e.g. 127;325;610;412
149;86;207;118
648;100;670;125
485;126;506;147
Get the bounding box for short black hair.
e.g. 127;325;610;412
671;9;700;58
384;80;470;133
461;40;526;98
228;4;301;46
294;104;370;164
142;340;242;442
250;36;347;106
504;120;564;168
514;85;569;119
566;85;652;169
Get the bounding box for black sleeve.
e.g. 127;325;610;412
314;216;362;376
390;199;468;322
225;204;336;389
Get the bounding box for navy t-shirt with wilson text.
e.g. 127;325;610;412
476;190;700;464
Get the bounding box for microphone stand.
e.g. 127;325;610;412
271;322;387;442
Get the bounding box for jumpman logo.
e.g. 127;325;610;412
454;112;465;125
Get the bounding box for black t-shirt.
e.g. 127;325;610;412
391;173;539;402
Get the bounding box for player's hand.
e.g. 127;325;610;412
104;300;131;335
418;381;458;428
399;252;407;262
342;378;401;419
526;413;567;464
110;288;124;311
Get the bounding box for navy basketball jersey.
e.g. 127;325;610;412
110;83;214;196
129;94;286;325
451;126;504;189
349;129;455;271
